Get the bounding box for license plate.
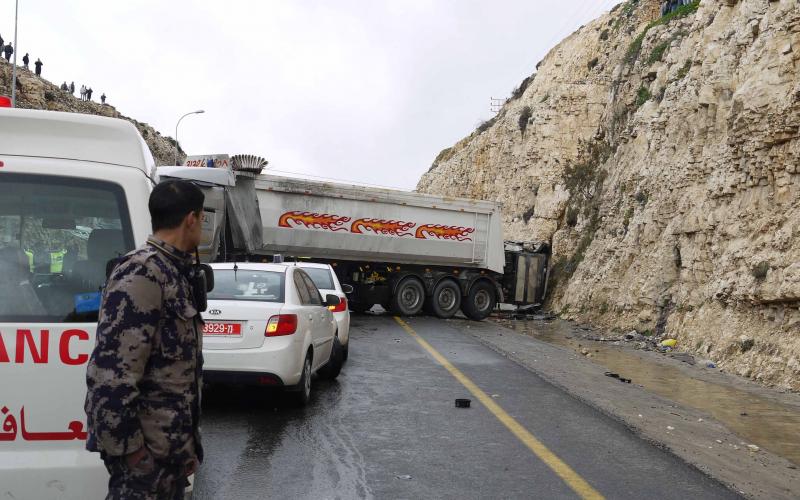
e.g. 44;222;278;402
203;322;242;336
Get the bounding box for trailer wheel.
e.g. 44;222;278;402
390;277;425;316
428;279;461;319
461;281;496;321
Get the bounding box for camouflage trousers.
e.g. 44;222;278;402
102;452;188;500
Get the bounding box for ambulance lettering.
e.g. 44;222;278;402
0;329;90;365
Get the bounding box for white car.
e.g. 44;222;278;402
296;262;352;360
201;263;344;405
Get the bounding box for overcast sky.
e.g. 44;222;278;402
3;0;619;189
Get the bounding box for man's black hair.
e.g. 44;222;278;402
149;180;205;232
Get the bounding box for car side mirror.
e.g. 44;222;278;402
341;284;354;295
325;294;341;307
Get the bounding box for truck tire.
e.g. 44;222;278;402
390;277;425;316
427;279;461;319
461;281;496;321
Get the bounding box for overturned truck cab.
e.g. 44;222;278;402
158;156;549;321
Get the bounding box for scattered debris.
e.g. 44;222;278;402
396;474;412;480
670;352;696;365
604;372;632;383
747;444;760;452
661;338;678;348
455;398;471;408
667;426;675;430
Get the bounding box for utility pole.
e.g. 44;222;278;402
11;0;19;107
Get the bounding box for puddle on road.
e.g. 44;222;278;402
500;319;800;466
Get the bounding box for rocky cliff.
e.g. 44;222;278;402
0;60;182;165
418;0;800;390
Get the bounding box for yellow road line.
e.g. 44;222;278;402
394;317;604;500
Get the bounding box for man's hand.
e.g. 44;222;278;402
125;446;149;468
184;458;199;476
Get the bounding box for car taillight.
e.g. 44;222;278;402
328;296;347;313
265;314;298;336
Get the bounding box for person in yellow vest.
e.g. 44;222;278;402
24;247;67;273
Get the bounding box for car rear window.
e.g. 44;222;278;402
208;269;286;302
302;267;335;290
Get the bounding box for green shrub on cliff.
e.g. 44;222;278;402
626;0;700;65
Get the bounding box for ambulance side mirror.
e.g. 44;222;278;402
200;264;215;292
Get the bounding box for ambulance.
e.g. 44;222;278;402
0;105;156;498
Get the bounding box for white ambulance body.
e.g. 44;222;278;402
0;108;155;498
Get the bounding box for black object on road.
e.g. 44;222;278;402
455;398;471;408
605;372;632;384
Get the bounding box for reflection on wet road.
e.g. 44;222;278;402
501;318;800;466
194;315;739;499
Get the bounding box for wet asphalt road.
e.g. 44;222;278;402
193;315;739;500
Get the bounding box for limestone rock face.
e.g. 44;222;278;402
0;62;182;165
417;0;800;390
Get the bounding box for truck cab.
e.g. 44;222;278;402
0;108;154;498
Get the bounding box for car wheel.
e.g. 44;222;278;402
318;335;343;380
390;277;425;316
349;302;372;313
290;353;312;407
460;281;496;321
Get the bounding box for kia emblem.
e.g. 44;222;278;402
209;309;222;315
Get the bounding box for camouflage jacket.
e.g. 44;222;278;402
85;236;204;465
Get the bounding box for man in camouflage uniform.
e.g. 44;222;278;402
85;180;206;500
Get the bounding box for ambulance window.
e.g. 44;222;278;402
0;173;134;322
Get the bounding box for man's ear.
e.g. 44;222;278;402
184;210;200;229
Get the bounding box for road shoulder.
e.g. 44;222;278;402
454;318;800;500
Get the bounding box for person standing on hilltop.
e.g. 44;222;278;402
0;34;4;54
87;87;93;101
80;85;86;101
3;43;13;62
22;53;29;69
101;93;106;104
70;81;75;95
34;58;42;76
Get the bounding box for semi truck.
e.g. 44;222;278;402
159;157;550;321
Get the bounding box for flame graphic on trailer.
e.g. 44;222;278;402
278;212;351;231
415;225;475;242
350;219;416;237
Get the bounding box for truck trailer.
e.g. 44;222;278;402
160;158;550;321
